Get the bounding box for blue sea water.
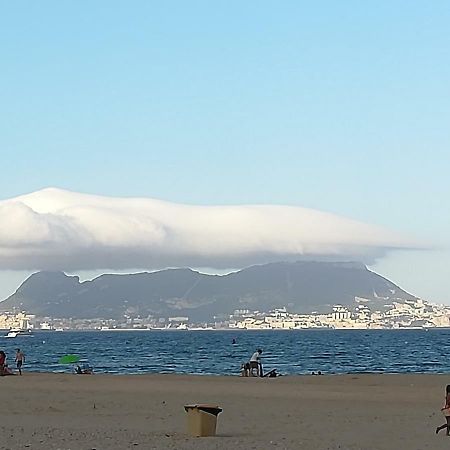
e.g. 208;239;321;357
1;329;449;375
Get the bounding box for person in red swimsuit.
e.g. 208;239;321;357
0;351;6;376
436;385;450;435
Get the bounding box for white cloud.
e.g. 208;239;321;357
0;188;419;271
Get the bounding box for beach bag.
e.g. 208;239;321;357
442;408;450;417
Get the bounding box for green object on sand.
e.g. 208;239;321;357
58;354;80;364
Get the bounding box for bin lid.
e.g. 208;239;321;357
184;404;223;415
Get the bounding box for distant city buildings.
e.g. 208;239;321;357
228;298;450;330
0;312;33;330
1;297;450;331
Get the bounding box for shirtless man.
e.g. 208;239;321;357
15;348;25;375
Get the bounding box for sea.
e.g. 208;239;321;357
1;329;450;375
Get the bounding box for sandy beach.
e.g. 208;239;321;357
1;372;449;449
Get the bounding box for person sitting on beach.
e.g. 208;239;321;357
436;385;450;435
249;349;263;377
75;364;93;374
81;363;93;374
240;362;251;377
0;350;6;376
2;364;15;376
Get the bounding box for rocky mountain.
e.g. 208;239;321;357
0;262;416;321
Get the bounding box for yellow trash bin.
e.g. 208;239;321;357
184;404;223;437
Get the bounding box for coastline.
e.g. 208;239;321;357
2;373;450;449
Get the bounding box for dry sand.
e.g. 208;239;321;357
1;372;449;449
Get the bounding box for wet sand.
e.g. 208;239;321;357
1;373;449;449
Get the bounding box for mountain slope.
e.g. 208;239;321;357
0;262;416;320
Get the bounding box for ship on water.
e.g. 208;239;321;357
5;327;33;338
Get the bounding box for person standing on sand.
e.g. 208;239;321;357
15;348;25;375
250;349;263;377
436;385;450;435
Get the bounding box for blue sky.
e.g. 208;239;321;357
0;1;449;302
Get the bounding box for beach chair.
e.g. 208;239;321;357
263;368;278;378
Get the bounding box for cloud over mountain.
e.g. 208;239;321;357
0;188;417;271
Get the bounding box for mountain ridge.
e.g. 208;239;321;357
0;261;417;321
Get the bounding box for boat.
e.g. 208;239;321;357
5;328;33;338
40;322;55;331
150;323;173;330
188;326;215;331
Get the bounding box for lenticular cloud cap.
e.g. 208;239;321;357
0;188;420;271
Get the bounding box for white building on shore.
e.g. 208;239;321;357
0;312;34;330
228;298;450;330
